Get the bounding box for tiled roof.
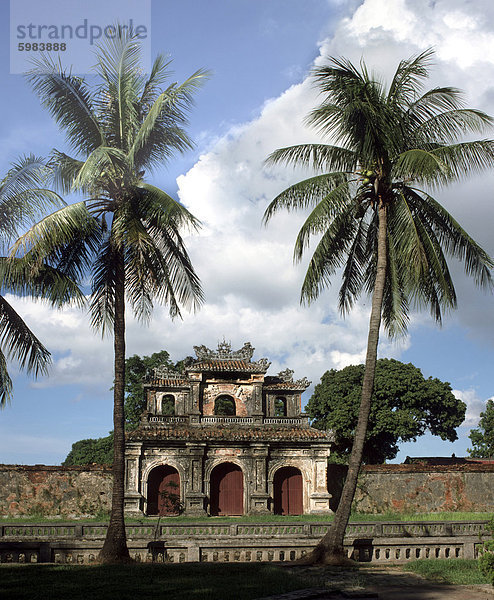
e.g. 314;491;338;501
264;383;306;391
128;425;331;443
146;378;190;387
188;360;263;373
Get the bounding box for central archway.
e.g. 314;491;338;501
147;465;181;516
273;466;303;515
210;462;244;515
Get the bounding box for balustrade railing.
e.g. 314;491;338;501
145;415;309;426
0;520;489;565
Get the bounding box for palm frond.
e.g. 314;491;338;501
48;151;85;195
407;187;494;288
0;155;64;244
27;56;104;153
300;201;360;304
0;348;12;407
0;257;85;308
95;29;141;151
0;295;51;378
129;69;210;170
387;48;434;108
11;202;99;261
293;181;354;259
265;144;357;173
263;172;351;225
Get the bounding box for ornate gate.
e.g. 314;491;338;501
273;466;303;515
210;463;244;515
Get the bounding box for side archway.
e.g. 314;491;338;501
273;466;303;515
210;462;244;515
147;465;181;515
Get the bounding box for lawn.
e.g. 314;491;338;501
403;559;490;585
0;511;491;524
0;563;311;600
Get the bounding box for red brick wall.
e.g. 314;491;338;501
0;464;112;518
328;463;494;514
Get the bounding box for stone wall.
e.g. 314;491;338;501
327;463;494;514
0;465;112;518
3;462;494;518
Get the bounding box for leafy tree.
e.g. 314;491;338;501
308;359;466;464
16;32;207;562
264;49;494;563
63;433;114;466
468;399;494;458
124;350;177;429
0;156;82;405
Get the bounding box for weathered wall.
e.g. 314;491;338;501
0;465;112;518
327;463;494;514
3;462;494;517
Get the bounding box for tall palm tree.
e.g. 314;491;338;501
0;156;80;405
264;49;494;563
14;32;206;562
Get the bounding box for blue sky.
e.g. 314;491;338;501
0;0;493;465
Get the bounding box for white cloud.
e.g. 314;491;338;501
455;389;493;428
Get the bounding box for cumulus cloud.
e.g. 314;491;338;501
455;389;494;429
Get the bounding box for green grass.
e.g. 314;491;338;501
0;563;311;600
0;511;491;524
403;559;490;585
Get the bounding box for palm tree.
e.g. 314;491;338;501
0;155;80;405
264;49;494;563
14;32;206;562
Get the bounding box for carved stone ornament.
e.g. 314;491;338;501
278;368;294;383
149;366;184;381
294;377;311;389
194;341;255;362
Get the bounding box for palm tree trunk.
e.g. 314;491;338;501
98;249;131;563
308;200;388;564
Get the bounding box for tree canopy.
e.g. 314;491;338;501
468;399;494;458
307;358;466;463
63;432;114;466
124;350;186;429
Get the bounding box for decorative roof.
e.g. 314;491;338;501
128;424;331;443
187;341;271;373
264;370;311;390
144;341;308;382
188;359;270;373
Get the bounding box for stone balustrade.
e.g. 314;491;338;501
144;415;310;426
0;520;489;564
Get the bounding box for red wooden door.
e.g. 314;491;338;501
274;467;303;515
158;468;181;515
210;463;243;515
147;466;181;515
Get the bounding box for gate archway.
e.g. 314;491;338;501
147;465;181;515
210;462;243;515
273;466;303;515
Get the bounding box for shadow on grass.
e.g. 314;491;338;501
1;560;491;600
0;562;311;600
